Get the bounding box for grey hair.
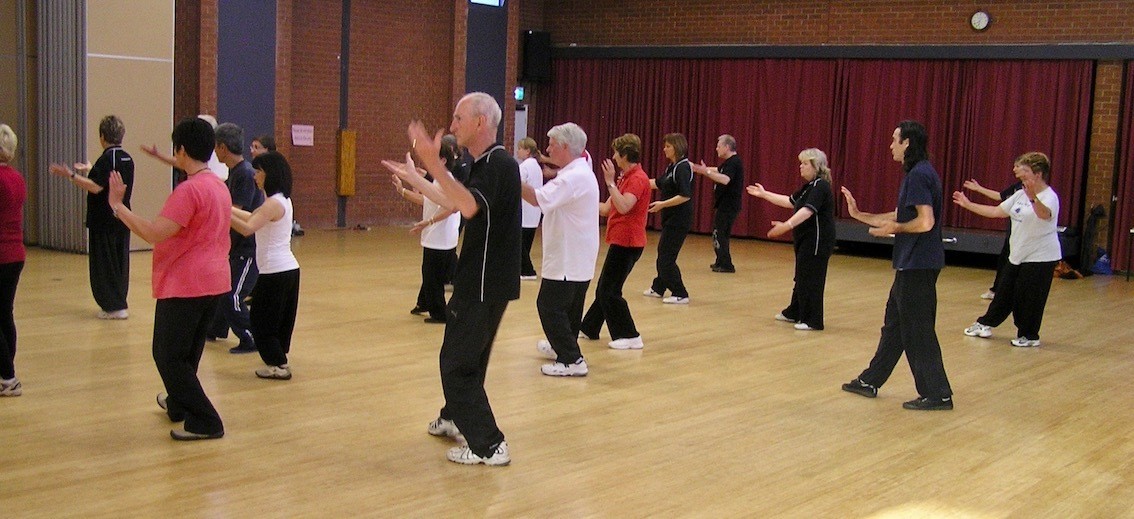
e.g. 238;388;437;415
798;148;831;181
547;122;587;157
718;134;736;151
215;123;244;154
459;92;501;129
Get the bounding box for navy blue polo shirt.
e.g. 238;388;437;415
892;160;944;270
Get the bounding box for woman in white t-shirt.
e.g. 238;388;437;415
230;151;301;380
517;137;543;280
393;137;461;323
953;152;1061;348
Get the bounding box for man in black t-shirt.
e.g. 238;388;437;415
49;115;134;319
209;123;264;353
384;92;521;467
840;120;953;412
693;134;744;273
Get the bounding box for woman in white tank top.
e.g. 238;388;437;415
230;152;301;380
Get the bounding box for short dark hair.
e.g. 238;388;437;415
254;134;277;151
99;115;126;145
251;151;293;197
171;117;215;163
897;120;929;172
215;123;244;155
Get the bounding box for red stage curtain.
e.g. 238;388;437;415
531;57;1093;240
1111;62;1134;272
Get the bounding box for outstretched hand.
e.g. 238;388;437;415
746;183;766;199
48;163;74;179
962;179;983;192
108;171;127;208
840;186;859;215
951;191;970;207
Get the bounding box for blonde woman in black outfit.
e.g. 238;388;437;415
747;148;836;331
643;133;694;304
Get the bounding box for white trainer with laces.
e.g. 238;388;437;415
980;290;996;300
642;288;663;298
608;336;644;350
0;377;22;397
541;358;588;377
662;296;689;305
97;309;129;320
427;417;463;440
793;323;818;331
963;322;993;338
1010;337;1041;348
774;313;794;322
536;339;556;360
447;441;510;466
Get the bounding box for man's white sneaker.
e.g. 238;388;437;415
662;296;689;305
427;417;463;439
980;290;996;300
536;339;556;360
0;377;22;397
255;365;292;380
774;313;794;322
1010;337;1041;348
963;322;993;338
642;288;663;298
541;358;588;377
608;336;644;350
97;309;129;320
793;323;818;331
446;441;510;466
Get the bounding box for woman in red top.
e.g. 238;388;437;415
0;124;26;397
579;134;651;350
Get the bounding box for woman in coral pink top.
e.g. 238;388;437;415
579;133;651;350
109;118;231;441
0;124;27;397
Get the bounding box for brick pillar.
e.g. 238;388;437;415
1087;61;1123;251
452;0;467;107
199;0;218;116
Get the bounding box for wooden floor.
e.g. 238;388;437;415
3;227;1134;518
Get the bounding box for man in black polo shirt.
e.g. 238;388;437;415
384;92;521;466
209;123;263;353
693;134;744;273
839;120;953;411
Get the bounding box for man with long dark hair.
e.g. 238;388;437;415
838;120;954;411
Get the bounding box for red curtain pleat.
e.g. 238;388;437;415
530;57;1093;240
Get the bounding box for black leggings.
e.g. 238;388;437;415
0;261;24;379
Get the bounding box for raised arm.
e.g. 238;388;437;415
841;186;897;228
746;183;792;209
692;160;731;185
49;163;104;195
407;123;478;218
952;191;1008;219
108;171;181;244
230;197;286;237
962;179;1002;202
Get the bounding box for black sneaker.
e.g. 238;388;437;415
229;344;257;354
902;396;953;411
711;265;736;273
410;306;427;316
841;378;877;398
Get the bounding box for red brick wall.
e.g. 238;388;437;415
173;1;200;122
198;0;218;116
541;0;1134;45
281;0;456;227
1087;61;1123;244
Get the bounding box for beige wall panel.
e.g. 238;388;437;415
87;0;173;251
0;1;18;138
86;0;172;58
86;57;172;250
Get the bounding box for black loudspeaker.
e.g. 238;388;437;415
522;30;551;82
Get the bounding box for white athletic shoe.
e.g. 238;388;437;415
1010;337;1041;348
608;336;644;350
427;417;463;440
774;313;795;322
96;309;129;320
536;339;556;360
963;322;993;338
446;441;510;466
980;290;996;300
643;288;663;298
662;296;689;305
793;323;818;331
541;358;588;377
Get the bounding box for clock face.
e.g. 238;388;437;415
971;10;990;31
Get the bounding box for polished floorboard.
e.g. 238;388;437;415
3;227;1133;518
